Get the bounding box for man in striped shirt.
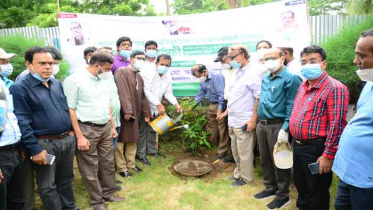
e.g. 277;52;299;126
289;45;349;210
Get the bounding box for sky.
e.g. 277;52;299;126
149;0;175;15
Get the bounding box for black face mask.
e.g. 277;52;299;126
284;59;288;66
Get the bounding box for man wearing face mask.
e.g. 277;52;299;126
289;45;349;210
332;29;373;210
193;64;228;161
226;44;263;187
253;48;301;209
214;47;235;163
64;52;123;210
16;46;62;82
138;54;181;165
0;48;16;88
10;46;78;210
277;46;304;80
114;51;151;177
111;36;133;74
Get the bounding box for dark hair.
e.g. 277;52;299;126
145;40;158;49
195;64;207;73
156;54;172;65
45;46;63;60
24;46;51;63
116;36;132;47
89;52;114;65
361;29;373;37
98;46;112;51
300;45;327;61
278;47;294;56
84;47;97;57
256;40;272;49
130;50;145;58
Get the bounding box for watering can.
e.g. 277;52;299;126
149;113;183;135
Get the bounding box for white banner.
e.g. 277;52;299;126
58;0;311;96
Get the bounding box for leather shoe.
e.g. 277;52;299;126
149;152;166;158
132;166;143;173
104;195;125;202
139;157;151;166
119;171;133;178
115;186;122;191
93;204;107;210
223;156;235;163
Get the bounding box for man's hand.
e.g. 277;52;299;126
246;120;257;132
216;109;223;118
175;104;182;113
317;156;333;175
144;117;150;123
0;169;3;184
124;114;132;121
216;110;228;120
77;136;90;151
277;130;289;143
112;128;118;138
157;104;166;115
32;150;47;165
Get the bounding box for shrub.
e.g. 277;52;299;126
165;97;211;156
0;35;69;81
321;16;373;104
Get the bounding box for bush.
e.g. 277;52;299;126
321;16;373;104
0;35;69;81
165;97;211;156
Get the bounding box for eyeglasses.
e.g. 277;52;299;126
228;53;242;61
263;57;278;62
300;59;323;66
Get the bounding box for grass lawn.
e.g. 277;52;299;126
35;140;338;210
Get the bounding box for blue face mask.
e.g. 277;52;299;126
120;50;132;58
157;65;169;75
301;64;323;80
230;60;242;69
145;50;157;58
32;72;50;82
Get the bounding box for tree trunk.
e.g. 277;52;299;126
165;0;170;15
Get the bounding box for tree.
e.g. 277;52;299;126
308;0;348;16
347;0;373;14
172;0;229;14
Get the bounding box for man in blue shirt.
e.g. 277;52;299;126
254;48;302;209
193;64;228;160
10;47;78;210
0;79;24;210
332;29;373;210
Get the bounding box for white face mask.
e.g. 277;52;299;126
356;68;373;82
221;63;232;70
264;58;282;73
52;64;60;75
134;60;145;71
257;48;269;60
198;76;207;83
0;63;13;78
98;71;113;80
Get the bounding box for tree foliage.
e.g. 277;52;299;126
0;0;156;29
308;0;348;16
347;0;373;14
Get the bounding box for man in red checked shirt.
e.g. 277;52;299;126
289;45;349;210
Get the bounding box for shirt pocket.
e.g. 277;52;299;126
269;85;283;103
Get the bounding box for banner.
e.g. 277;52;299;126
58;0;311;96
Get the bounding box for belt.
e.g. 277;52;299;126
0;142;20;151
79;121;107;127
294;138;325;145
259;118;284;125
36;131;73;140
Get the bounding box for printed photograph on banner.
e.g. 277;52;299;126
65;21;92;46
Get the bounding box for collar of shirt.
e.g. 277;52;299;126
82;68;99;81
302;71;328;90
28;73;55;87
115;53;129;62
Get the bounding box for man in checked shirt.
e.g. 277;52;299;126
289;45;349;210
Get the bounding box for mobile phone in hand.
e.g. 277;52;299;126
241;125;248;133
128;116;135;122
46;154;55;165
308;162;319;175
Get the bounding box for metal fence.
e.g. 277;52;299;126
0;14;369;48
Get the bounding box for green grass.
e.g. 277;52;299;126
35;140;338;210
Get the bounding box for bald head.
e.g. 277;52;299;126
264;48;284;60
229;44;250;59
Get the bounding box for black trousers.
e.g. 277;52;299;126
293;140;333;210
334;180;373;210
0;147;25;210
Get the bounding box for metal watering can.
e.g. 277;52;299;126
149;113;183;135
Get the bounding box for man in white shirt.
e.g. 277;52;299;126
138;53;181;165
277;46;305;80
